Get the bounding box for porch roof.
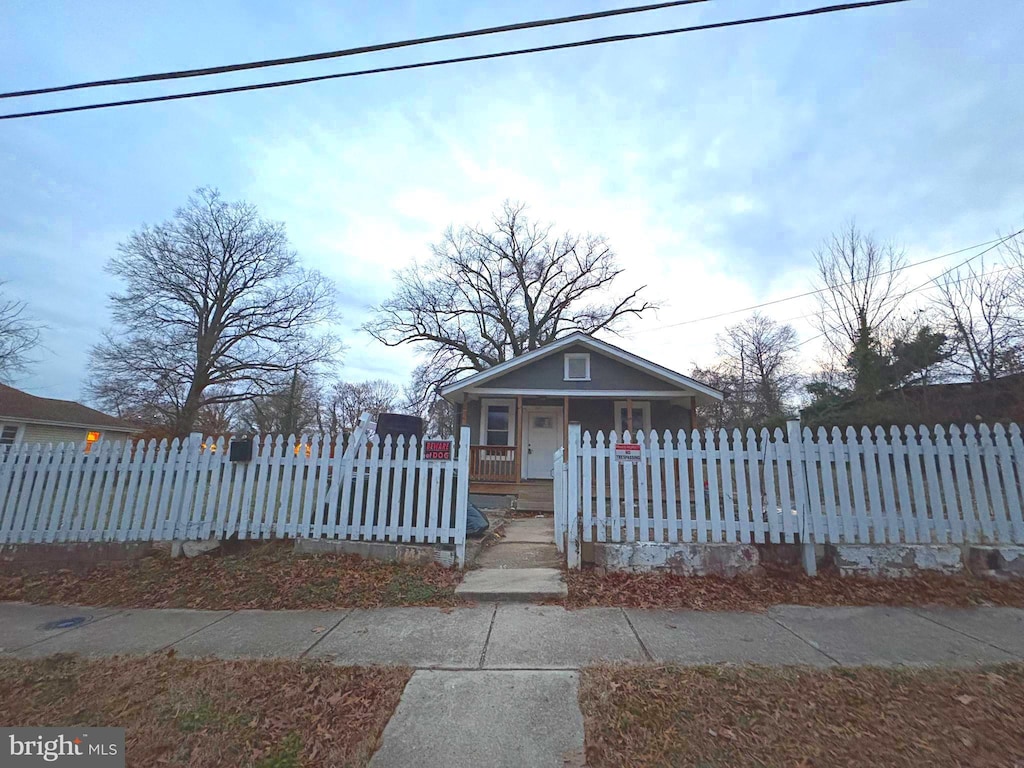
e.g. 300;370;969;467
438;332;723;404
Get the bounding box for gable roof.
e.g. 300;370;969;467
438;332;723;402
0;383;137;431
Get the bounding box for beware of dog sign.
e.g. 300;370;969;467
424;440;452;461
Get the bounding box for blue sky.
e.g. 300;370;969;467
2;0;1022;401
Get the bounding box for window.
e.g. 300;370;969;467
563;353;591;381
84;430;101;454
613;401;651;436
480;399;516;446
0;425;18;450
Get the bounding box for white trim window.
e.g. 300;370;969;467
563;353;591;381
613;401;651;436
0;424;20;450
480;398;516;446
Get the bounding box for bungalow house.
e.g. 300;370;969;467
0;383;137;452
439;332;723;510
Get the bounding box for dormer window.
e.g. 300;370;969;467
563;353;591;381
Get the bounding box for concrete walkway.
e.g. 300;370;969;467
457;516;568;602
4;601;1022;768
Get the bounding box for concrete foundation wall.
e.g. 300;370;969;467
592;542;762;578
966;545;1024;579
0;541;158;573
830;544;964;577
294;538;454;567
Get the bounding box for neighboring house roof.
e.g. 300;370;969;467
0;383;137;432
438;332;724;402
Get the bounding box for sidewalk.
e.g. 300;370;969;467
4;601;1022;768
2;601;1022;667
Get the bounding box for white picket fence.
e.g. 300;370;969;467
555;422;1024;567
0;426;472;564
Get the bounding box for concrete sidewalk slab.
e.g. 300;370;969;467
171;610;349;659
913;607;1024;656
770;605;1017;666
309;606;493;668
16;608;232;658
369;670;584;768
485;605;645;668
626;609;834;667
456;568;566;600
0;603;121;652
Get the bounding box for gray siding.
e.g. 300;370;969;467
476;344;680;391
464;396;691;445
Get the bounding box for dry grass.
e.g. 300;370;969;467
0;542;461;609
565;565;1024;611
581;664;1024;768
0;654;410;767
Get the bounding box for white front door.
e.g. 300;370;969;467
523;406;563;479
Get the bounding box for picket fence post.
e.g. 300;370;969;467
786;418;816;576
567;423;582;569
455;425;470;567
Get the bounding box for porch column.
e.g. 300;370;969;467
460;395;468;426
515;396;523;480
563;395;569;448
626;397;633;434
689;396;697;431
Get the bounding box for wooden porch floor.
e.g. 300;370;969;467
469;480;555;513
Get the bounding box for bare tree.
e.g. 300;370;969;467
716;313;801;425
319;379;400;434
1000;229;1024;324
365;201;656;400
934;258;1023;381
87;188;339;436
398;363;456;436
0;281;41;383
238;371;322;435
813;222;907;395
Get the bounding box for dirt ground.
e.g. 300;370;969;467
564;565;1024;611
0;654;410;767
0;542;461;609
581;663;1024;768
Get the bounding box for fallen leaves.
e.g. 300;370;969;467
563;564;1024;611
580;664;1024;768
0;655;411;768
0;542;462;610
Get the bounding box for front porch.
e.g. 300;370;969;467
463;393;697;489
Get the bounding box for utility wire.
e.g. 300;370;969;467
795;234;1022;350
0;0;912;121
0;1;709;99
633;232;1014;333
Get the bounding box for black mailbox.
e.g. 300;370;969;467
229;437;254;462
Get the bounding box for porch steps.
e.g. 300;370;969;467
514;480;555;513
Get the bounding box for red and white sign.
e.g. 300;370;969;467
423;440;453;461
614;442;642;463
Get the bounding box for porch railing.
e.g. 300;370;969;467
469;445;517;482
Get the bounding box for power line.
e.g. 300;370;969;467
632;232;1013;334
0;0;912;121
0;0;708;100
